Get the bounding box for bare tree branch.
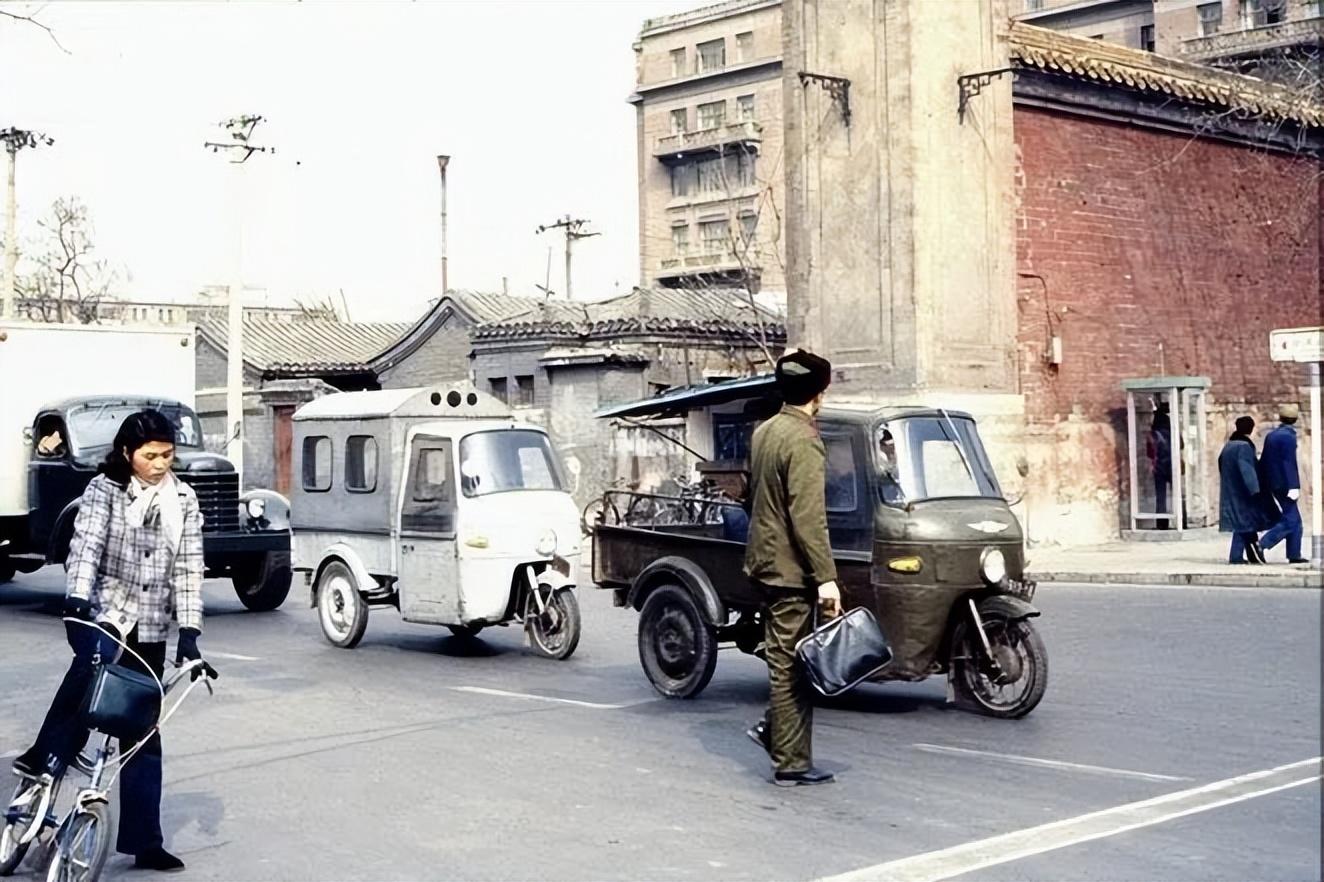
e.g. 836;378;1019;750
0;7;71;54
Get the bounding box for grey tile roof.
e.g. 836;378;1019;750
472;287;785;342
198;315;412;375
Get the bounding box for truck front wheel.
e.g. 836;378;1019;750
232;551;292;611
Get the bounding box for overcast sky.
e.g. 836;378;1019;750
2;0;705;323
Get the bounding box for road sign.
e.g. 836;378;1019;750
1270;327;1324;363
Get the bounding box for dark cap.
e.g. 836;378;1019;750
775;349;831;405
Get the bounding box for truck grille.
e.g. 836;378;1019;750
180;473;240;533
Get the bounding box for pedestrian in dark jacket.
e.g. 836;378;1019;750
743;349;840;787
11;410;216;873
1148;404;1173;529
1218;416;1267;564
1260;404;1307;564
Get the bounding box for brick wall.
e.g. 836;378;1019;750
378;314;475;389
1015;106;1320;539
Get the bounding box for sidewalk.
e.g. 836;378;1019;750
1025;530;1322;588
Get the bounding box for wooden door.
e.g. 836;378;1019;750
273;406;295;495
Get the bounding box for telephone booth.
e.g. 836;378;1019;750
1122;377;1211;537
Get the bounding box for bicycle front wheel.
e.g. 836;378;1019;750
46;802;113;882
1;778;47;876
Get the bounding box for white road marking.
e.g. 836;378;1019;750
819;757;1322;882
451;686;651;710
912;743;1189;783
207;651;260;661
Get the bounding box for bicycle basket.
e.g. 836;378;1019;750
81;662;161;740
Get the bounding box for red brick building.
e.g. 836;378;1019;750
1009;25;1322;541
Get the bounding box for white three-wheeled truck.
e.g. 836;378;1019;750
291;385;583;659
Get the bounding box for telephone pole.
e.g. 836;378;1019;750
536;215;598;301
205;115;273;484
0;127;54;320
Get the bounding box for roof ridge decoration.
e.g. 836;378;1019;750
1009;22;1324;128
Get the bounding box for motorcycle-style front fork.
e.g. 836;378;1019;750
946;598;1007;701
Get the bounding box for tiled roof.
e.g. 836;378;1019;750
197;315;412;375
1010;23;1324;128
447;290;549;324
472;287;786;343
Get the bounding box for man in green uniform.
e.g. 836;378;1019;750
744;349;840;787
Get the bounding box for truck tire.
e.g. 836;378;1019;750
638;584;717;699
232;551;292;612
316;560;368;648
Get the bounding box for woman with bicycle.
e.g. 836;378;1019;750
11;409;214;873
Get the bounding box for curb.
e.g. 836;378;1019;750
1030;571;1322;589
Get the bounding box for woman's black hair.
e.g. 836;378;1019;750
98;409;178;487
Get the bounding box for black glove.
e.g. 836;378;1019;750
175;628;218;680
63;597;103;659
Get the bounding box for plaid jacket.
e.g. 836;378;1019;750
66;474;205;643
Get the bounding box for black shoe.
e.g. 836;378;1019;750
1247;541;1267;564
746;720;770;755
134;848;186;872
773;767;835;787
11;748;59;780
1289;558;1310;565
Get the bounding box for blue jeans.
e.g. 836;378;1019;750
1261;491;1303;561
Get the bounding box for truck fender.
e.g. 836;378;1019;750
239;488;291;532
48;500;83;564
310;543;378;607
978;594;1040;622
628;556;725;627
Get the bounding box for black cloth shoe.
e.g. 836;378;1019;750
746;720;770;755
773;767;836;787
11;748;44;778
1289;558;1310;564
1247;541;1267;564
134;848;185;872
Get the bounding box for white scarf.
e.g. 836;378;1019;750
126;472;185;555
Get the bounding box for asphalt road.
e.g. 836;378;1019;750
1;568;1319;881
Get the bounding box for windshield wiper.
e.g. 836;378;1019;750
936;409;978;488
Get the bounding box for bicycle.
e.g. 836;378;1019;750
1;628;214;882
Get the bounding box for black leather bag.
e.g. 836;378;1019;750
82;663;161;740
796;606;893;697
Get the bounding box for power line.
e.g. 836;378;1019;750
536;214;598;301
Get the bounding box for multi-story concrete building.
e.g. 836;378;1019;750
1016;0;1323;89
631;0;785;298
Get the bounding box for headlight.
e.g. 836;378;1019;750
536;530;557;557
980;547;1007;585
246;498;267;519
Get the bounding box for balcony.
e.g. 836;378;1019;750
1180;17;1324;62
656;250;756;284
654;121;762;162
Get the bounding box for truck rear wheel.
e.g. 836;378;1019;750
638;584;717;699
232;551;292;611
317;561;368;648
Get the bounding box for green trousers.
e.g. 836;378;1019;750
762;586;814;773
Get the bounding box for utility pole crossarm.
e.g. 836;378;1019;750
0;127;55;320
536;214;597;301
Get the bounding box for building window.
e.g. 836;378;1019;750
734;152;757;188
736;31;754;62
1197;2;1223;34
670;108;687;134
1024;0;1044;9
1245;0;1286;26
345;435;378;493
670;48;686;78
697;100;726;130
737;94;755;122
739;212;757;242
696;157;726;193
490;377;508;403
671;163;694;197
302;436;332;492
671;224;690;256
1140;24;1155;51
696;38;725;73
700;218;731;254
515;375;535;407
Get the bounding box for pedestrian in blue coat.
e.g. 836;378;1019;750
1218;417;1267;564
1260;404;1307;564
